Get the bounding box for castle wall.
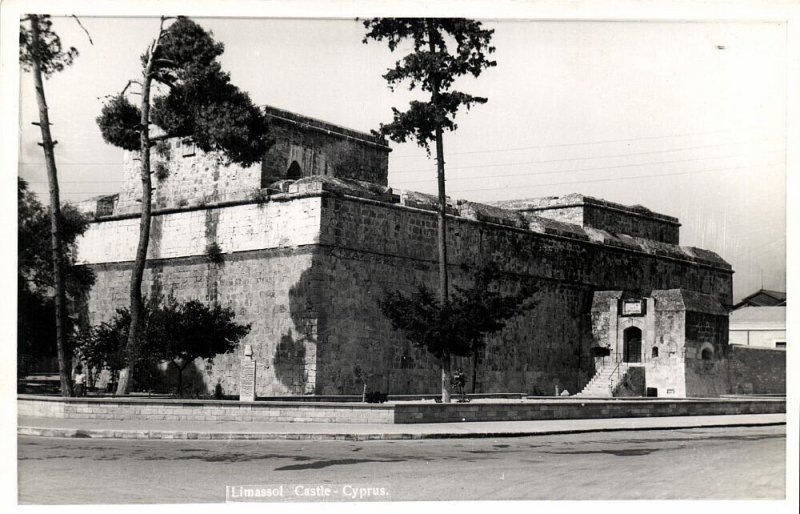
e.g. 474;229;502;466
76;187;733;397
115;143;264;215
261;120;389;186
494;194;681;244
312;194;731;395
582;204;679;245
724;346;786;394
646;306;687;397
84;250;318;397
77;197;324;397
109;106;390;216
76;198;322;264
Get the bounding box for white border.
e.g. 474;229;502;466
2;2;797;514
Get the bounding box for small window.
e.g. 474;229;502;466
701;348;713;360
286;160;302;180
181;139;196;157
775;341;786;349
646;388;658;397
651;347;659;358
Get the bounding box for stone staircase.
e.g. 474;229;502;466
576;361;630;397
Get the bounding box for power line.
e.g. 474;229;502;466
33;161;779;199
393;150;784;185
447;162;781;195
390;138;783;175
389;127;783;159
19;139;782;182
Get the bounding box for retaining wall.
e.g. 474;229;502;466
393;398;786;423
17;396;394;424
18;396;784;425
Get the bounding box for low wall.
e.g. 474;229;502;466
392;398;785;424
18;395;784;425
726;345;786;394
17;396;394;424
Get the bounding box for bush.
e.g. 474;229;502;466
206;242;224;264
154;161;170;181
365;391;388;403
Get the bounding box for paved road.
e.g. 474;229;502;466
18;425;785;503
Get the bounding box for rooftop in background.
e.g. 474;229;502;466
733;289;786;309
729;306;786;330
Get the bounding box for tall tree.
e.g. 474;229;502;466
19;15;83;396
363;18;496;401
96;17;269;394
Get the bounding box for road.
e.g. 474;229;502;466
18;425;785;503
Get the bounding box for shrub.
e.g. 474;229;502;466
365;391;388;403
206;242;224;264
154;161;170;181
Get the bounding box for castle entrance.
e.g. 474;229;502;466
622;327;642;363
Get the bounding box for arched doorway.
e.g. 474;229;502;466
622;327;642;363
286;161;302;180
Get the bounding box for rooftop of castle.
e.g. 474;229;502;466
79;175;730;271
489;193;680;225
262;105;391;150
283;177;728;270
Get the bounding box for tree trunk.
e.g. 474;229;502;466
175;361;185;397
29;16;73;397
116;42;158;395
440;353;452;404
471;350;479;394
428;23;451;403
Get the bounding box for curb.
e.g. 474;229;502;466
18;420;786;441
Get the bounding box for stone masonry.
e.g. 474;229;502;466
74;105;748;398
83;105;391;218
76;183;733;397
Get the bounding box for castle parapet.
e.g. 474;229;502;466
491;193;681;244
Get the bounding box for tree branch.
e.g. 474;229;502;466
119;79;143;96
71;15;94;45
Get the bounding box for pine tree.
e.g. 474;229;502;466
19;15;82;396
96;17;269;394
363;18;496;401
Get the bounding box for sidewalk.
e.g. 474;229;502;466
18;413;786;441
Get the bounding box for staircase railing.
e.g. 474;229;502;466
607;356;623;396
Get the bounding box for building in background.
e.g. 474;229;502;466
729;305;787;350
733;289;786;309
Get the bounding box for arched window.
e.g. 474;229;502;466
286;161;302;180
701;347;713;360
651;346;659;358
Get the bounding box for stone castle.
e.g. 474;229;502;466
75;105;784;398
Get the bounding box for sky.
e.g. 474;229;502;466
15;15;788;303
